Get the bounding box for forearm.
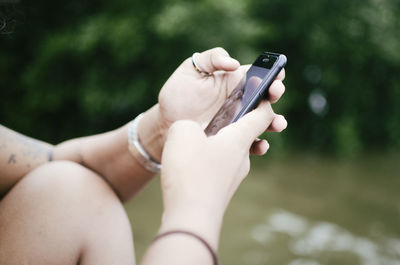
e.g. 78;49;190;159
1;105;164;201
53;126;153;201
0;125;53;196
54;105;164;201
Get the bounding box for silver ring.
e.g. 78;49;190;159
191;52;212;76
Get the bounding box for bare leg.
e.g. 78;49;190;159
0;161;135;265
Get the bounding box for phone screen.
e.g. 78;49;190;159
204;53;283;136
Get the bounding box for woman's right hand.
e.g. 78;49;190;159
158;100;284;248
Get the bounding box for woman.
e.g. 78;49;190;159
0;48;287;265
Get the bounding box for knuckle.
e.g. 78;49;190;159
184;57;192;65
270;80;285;95
213;47;229;56
259;100;273;112
168;121;184;135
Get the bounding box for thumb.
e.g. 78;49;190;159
193;47;240;74
219;101;275;148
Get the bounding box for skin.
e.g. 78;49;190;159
0;47;287;265
0;48;286;201
0;125;53;196
142;101;278;265
0;161;135;265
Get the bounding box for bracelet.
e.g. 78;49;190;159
152;230;218;265
127;114;161;174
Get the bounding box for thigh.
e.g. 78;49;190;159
0;161;135;265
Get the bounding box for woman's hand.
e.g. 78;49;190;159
138;47;286;162
158;100;280;249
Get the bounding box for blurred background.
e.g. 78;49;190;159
1;0;400;264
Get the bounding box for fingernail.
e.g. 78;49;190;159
263;139;270;150
281;117;288;130
261;140;270;155
274;116;288;132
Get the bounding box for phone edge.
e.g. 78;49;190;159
232;54;287;122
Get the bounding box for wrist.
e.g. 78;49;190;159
160;205;225;250
137;104;166;163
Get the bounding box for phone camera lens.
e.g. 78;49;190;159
262;58;270;63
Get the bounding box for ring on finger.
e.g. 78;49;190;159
191;52;212;76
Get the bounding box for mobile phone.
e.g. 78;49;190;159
204;52;287;136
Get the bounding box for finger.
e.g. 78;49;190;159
221;100;275;148
195;47;240;74
225;64;251;95
268;80;285;104
266;115;288;132
239;64;251;73
276;68;285;81
250;139;270;156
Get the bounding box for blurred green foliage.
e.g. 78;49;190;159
1;0;400;155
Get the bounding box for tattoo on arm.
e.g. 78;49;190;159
0;125;54;172
7;154;16;164
48;148;53;162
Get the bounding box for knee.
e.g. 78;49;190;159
22;161;113;197
0;161;133;264
16;161;124;216
4;160;125;220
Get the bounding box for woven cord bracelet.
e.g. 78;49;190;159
152;230;218;265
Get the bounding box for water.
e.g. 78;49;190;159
125;153;400;265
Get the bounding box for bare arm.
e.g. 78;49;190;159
53;105;163;201
0;125;53;196
0;105;163;201
0;47;286;202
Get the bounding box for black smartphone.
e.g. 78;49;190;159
204;52;287;136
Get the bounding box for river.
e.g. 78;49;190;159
125;153;400;265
